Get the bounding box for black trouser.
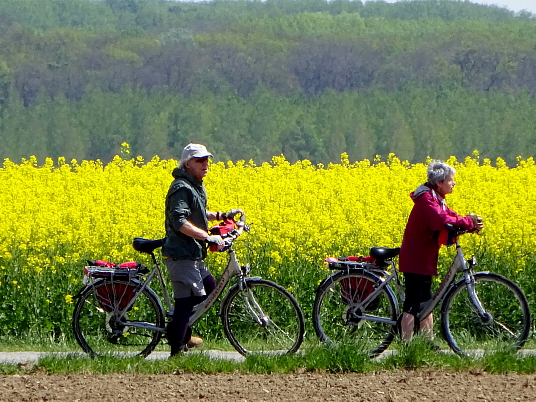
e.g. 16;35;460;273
402;272;432;333
167;274;216;354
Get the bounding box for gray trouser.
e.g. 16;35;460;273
164;258;211;298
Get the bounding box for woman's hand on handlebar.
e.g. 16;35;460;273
468;214;484;233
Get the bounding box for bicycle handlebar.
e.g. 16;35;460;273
228;211;247;238
133;211;247;254
208;210;248;251
444;223;469;237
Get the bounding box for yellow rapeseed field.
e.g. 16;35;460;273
1;147;535;339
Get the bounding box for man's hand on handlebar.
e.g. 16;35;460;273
206;234;225;250
222;209;244;221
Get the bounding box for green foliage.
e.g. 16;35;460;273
0;0;535;164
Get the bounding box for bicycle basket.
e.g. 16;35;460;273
95;283;137;312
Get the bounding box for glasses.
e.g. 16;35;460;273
192;157;209;164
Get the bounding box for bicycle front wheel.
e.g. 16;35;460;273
220;279;305;355
441;272;531;356
313;270;399;357
72;279;165;357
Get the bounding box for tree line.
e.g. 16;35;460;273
0;0;535;165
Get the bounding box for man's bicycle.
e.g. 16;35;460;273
312;225;531;357
72;212;305;357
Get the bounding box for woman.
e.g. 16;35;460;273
398;161;483;343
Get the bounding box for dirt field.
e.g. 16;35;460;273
1;370;535;401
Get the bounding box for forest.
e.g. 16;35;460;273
0;0;535;165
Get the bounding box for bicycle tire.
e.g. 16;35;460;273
313;269;399;357
72;279;165;357
441;272;531;356
220;278;305;355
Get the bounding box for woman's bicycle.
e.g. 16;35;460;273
72;212;305;357
312;225;531;357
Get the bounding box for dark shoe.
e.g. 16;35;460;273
429;343;441;352
169;344;187;358
423;338;441;352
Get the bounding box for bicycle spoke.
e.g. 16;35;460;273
441;273;530;356
492;320;518;338
313;270;398;357
73;280;164;357
221;279;304;355
264;319;297;344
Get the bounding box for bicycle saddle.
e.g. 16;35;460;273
369;247;400;259
132;237;165;253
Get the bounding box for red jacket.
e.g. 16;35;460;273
398;184;475;276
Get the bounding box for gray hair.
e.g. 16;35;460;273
427;160;456;187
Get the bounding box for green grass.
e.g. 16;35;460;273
0;337;75;352
0;335;237;353
2;338;536;376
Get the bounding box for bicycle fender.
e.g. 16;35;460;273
439;273;485;316
242;276;262;281
73;287;89;299
441;271;494;314
72;278;106;299
442;270;492;300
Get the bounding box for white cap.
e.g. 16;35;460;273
180;143;213;167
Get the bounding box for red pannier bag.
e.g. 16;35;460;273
95;282;137;312
340;276;376;306
84;260;143;312
325;256;379;307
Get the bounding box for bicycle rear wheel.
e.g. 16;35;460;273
72;279;165;357
441;272;531;356
313;270;399;357
220;279;305;355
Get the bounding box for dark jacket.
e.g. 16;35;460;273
398;183;475;276
162;168;208;260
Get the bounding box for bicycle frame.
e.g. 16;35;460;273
106;225;259;334
74;211;305;358
355;237;484;327
416;242;466;320
188;247;246;325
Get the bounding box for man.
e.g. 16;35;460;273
162;143;241;356
398;161;483;344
